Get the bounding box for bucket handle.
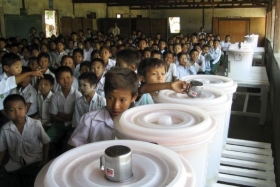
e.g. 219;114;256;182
233;54;242;61
100;155;105;170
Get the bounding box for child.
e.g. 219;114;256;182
173;43;182;66
47;66;82;156
28;57;39;72
37;74;54;130
193;43;206;74
83;40;93;61
176;52;196;79
99;46;116;72
68;67;138;147
10;67;38;117
163;51;177;82
151;50;162;60
202;44;212;74
188;48;201;73
31;47;40;57
21;47;30;67
91;58;106;97
138;38;147;52
142;48;152;59
65;40;74;56
181;43;189;53
220;35;231;66
209;39;221;74
158;39;166;54
52;41;68;70
72;72;106;127
79;61;91;74
91;50;100;60
0;50;8;74
116;48;141;72
73;48;84;78
0;94;50;185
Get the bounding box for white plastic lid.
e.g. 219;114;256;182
114;104;217;146
228;42;254;53
180;75;237;95
244;34;259;37
35;140;196;187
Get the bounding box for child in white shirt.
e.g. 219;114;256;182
163;51;177;82
176;52;196;79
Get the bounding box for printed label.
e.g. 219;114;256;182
189;90;197;97
106;168;114;177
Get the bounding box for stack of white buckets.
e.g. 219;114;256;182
115;75;237;187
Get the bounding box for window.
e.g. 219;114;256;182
116;14;122;19
169;17;180;33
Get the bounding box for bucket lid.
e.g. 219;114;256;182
36;140;195;187
114;104;217;146
180;75;237;95
228;42;254;53
244;34;259;37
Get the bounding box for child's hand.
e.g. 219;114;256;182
170;81;189;94
31;69;46;78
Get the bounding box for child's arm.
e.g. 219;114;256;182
15;69;46;85
138;81;188;95
39;143;49;167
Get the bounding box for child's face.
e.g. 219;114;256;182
214;41;220;49
139;40;147;50
190;51;199;61
5;61;22;76
195;46;201;52
38;79;53;96
57;43;64;52
80;65;90;74
57;72;73;90
23;49;30;58
78;42;84;49
32;50;39;57
39;57;50;71
168;45;173;52
143;51;151;58
91;61;105;79
159;42;166;50
164;54;173;65
174;45;182;54
225;36;230;42
61;57;74;69
202;47;209;54
0;41;6;49
182;45;188;53
106;89;137;119
143;65;166;84
79;79;95;96
95;43;100;50
152;45;158;50
85;42;91;49
100;49;111;63
11;47;19;54
179;54;188;66
152;54;161;60
50;42;56;50
209;41;213;47
91;53;100;59
5;100;27;124
41;45;48;53
74;52;83;65
29;60;39;71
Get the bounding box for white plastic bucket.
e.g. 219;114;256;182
180;75;237;148
35;140;196;187
153;87;232;186
227;42;254;80
114;104;217;187
244;34;259;49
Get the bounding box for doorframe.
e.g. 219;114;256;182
44;9;59;37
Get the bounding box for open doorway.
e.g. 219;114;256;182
44;10;58;37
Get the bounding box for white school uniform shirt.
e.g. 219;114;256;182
11;84;38;116
53;76;79;92
220;41;231;54
165;63;177;82
83;48;93;61
49;87;82;126
209;47;222;65
21;58;29;67
72;93;106;127
37;91;53;126
176;65;197;79
0;116;50;171
0;73;17;110
95;74;105;97
203;53;212;72
105;59;116;72
74;64;80;78
194;53;206;72
68;107;114;147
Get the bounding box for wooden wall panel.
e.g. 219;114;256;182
72;17;83;33
82;18;93;33
151;19;167;40
60;18;72;37
212;17;219;35
250;17;266;47
135;18;151;37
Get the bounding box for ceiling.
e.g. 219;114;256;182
72;0;270;9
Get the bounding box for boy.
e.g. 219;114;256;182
91;58;106;97
72;72;106;127
37;74;55;130
173;43;182;66
163;51;177;82
158;39;166;54
68;67;138;147
11;67;38;117
176;52;196;79
21;47;30;67
73;48;84;78
51;41;67;70
209;39;221;75
116;48;141;72
99;46;116;72
47;66;82;155
151;50;162;60
202;44;212;74
0;94;50;186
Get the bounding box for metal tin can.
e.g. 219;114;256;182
187;80;203;98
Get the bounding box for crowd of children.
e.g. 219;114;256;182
0;27;231;186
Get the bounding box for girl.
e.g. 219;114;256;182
91;58;106;97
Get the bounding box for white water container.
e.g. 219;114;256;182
153;87;232;186
227;42;254;80
244;34;259;49
180;75;237;148
114;104;217;187
35;140;196;187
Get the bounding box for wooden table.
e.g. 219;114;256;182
228;66;270;125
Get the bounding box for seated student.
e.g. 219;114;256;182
158;39;167;54
176;52;196;79
31;46;40;58
99;46;116;72
47;66;82;157
11;67;38;118
91;50;100;60
220;35;231;66
21;47;30;67
79;61;91;74
151;50;162;60
174;43;182;66
163;51;177;82
28;57;39;72
91;58;106;97
202;44;212;74
50;41;68;70
193;43;206;74
116;48;141;72
189;48;201;74
37;74;54;131
209;39;221;75
83;40;93;61
0;94;50;186
68;67;138;147
142;47;152;59
73;48;84;78
72;72;106;128
138;38;148;53
151;43;159;50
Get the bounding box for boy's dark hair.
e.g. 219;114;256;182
138;38;147;45
151;50;162;58
159;39;166;44
73;48;84;56
37;74;55;86
21;46;30;53
61;55;74;64
28;57;38;64
116;48;141;68
213;39;220;43
78;72;98;86
37;52;50;63
190;49;199;56
137;58;166;78
0;38;6;43
4;94;26;111
177;52;188;60
91;50;99;56
55;66;73;80
163;51;174;58
193;43;202;50
2;53;21;67
104;67;139;96
91;58;105;67
80;61;91;70
71;32;77;36
21;66;32;74
202;44;210;49
100;46;111;53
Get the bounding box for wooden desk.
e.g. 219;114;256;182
229;67;270;125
